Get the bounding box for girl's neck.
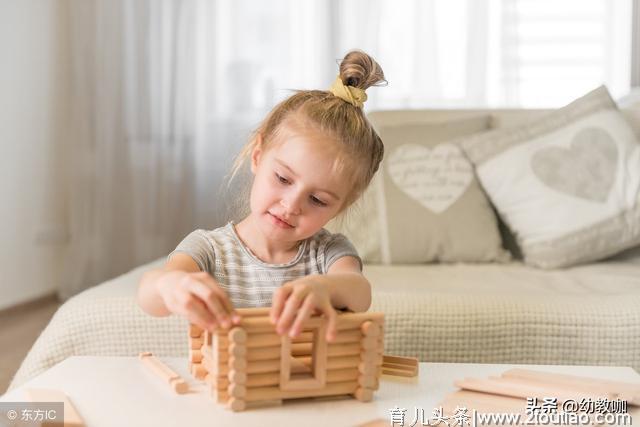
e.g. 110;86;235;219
233;216;302;264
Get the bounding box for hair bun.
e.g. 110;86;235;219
339;50;386;91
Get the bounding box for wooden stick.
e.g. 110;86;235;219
138;352;188;394
502;369;640;403
25;388;85;427
244;380;358;402
381;355;418;377
440;390;526;414
455;377;616;402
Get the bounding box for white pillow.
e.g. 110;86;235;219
458;86;640;269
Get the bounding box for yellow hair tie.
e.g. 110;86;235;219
329;75;367;108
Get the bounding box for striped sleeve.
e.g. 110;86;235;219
168;230;215;274
323;233;363;273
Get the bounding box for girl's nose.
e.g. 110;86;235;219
281;193;302;215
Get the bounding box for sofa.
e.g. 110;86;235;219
9;91;640;391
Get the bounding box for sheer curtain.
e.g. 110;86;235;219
62;0;632;297
63;0;198;298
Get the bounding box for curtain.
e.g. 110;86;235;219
62;0;631;297
63;0;198;299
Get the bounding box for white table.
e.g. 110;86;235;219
2;357;639;427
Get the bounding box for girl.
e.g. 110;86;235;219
137;50;386;342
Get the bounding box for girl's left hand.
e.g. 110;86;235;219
270;277;337;342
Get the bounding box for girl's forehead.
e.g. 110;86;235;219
267;130;355;190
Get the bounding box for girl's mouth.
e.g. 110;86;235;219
268;212;294;229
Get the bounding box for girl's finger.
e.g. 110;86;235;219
276;287;307;336
288;296;315;338
324;305;338;342
195;272;236;316
183;298;217;332
187;280;231;328
270;284;292;325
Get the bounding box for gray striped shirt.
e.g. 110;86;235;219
168;222;362;308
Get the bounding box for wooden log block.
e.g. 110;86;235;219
227;397;246;412
228;327;247;344
228;343;246;358
229;357;247;372
228;384;247;398
360;321;380;338
191;363;208;380
247;346;281;361
190;337;204;350
217;378;229;390
335;313;383;331
189;324;203;338
327;343;361;357
216;389;229;403
228;369;247;384
245;380;358;402
201;345;213;359
292;332;314;343
354;387;374;402
361;336;378;350
358;361;377;376
218;331;315;350
332;329;363;344
139;352;189;393
25;388;85;427
215;355;361;376
201;354;215;374
361;351;383;365
240;367;360;389
189;348;203;363
358;374;377;388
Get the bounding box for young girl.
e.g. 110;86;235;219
137;50;386;342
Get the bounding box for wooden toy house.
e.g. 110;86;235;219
188;307;384;411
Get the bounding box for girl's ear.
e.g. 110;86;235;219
250;133;264;174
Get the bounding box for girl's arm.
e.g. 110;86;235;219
137;253;240;331
321;255;372;312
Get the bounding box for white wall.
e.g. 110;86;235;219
0;0;71;310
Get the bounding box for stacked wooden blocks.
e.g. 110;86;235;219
188;307;384;411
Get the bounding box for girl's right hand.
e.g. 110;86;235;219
156;270;241;332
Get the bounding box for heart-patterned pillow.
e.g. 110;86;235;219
458;85;640;269
387;143;473;213
531;127;618;203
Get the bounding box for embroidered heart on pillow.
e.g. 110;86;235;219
387;143;473;213
530;127;618;203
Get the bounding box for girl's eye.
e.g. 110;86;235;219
310;195;327;207
275;173;289;184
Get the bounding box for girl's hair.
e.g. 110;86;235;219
229;50;386;214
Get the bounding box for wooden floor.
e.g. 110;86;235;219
0;295;61;394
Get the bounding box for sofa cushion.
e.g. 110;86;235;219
329;114;510;264
10;257;640;390
459;85;640;268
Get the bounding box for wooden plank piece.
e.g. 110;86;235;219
25;388;85;427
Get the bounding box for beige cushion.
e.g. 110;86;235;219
459;86;640;269
329;115;510;264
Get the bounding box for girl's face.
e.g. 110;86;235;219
249;123;352;244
